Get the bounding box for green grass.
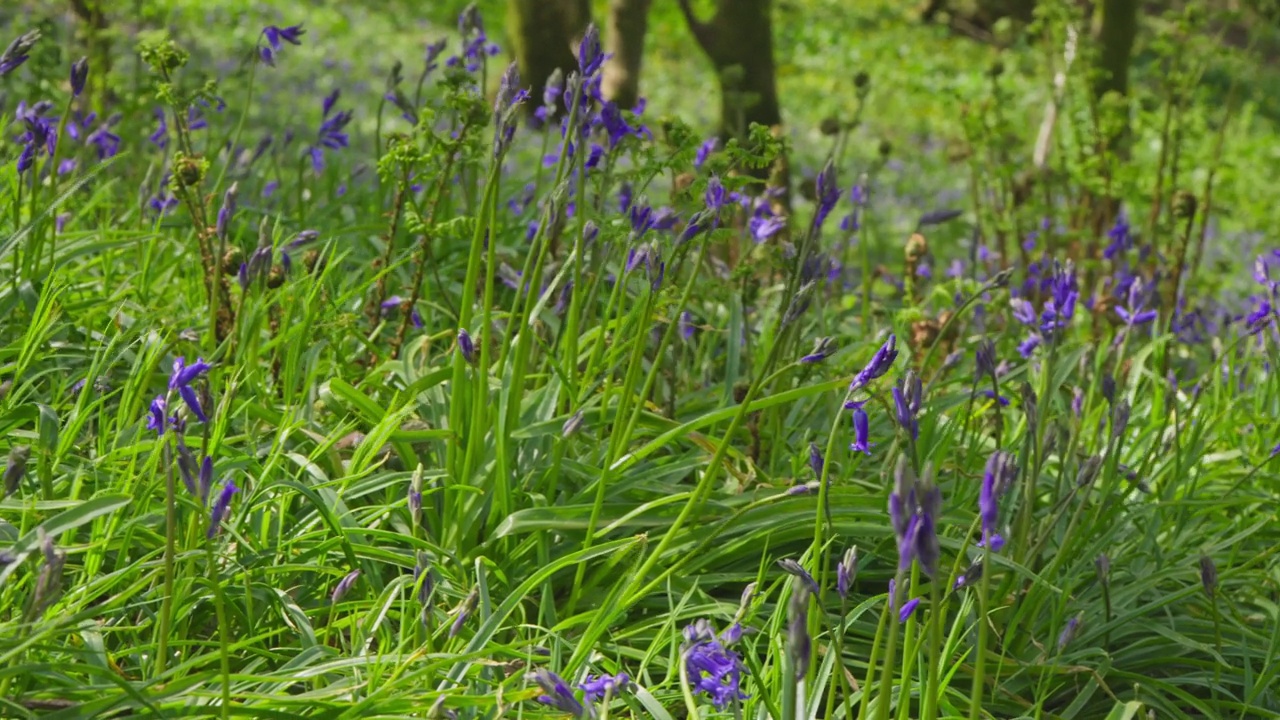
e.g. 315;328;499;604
2;0;1280;718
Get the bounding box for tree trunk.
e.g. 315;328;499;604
602;0;653;110
1092;0;1137;101
506;0;591;106
680;0;782;138
678;0;785;202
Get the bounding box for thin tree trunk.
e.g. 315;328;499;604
1092;0;1137;102
602;0;653;110
507;0;591;107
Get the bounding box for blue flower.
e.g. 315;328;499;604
168;357;211;422
310;92;352;174
684;622;749;709
579;671;628;702
694;137;719;169
531;669;585;717
849;333;898;391
849;402;873;455
259;24;305;66
0;30;40;76
207;479;239;539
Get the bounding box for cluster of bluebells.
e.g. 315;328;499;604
683;619;749;709
309;89;352;173
529;668;629;717
1010;261;1079;357
977;450;1016;555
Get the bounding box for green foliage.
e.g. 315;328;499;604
1;1;1279;719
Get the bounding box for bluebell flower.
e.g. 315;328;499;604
694;137;719;169
577;23;603;77
777;558;820;595
801;336;836;364
1057;614;1082;651
812;159;839;232
332;569;361;603
310;93;352;173
70;57;89;96
1115;276;1157;325
259;24;305;66
169;357;211;423
837;546;858;599
849;333;898;391
684;621;749;709
898;596;921;623
1103;212;1131;259
457;328;477;366
680;311;697;342
207;479;238;538
146;395;168;434
849;402;873;455
448;5;500;72
579;671;628;702
149;108;168;149
0;30;40;76
531;669;585;717
808;442;824;479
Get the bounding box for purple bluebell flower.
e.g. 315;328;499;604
1245;300;1272;335
915;478;941;577
892;371;922;440
149;108;168;149
850;333;898;391
449;5;500;72
16;115;57;174
207;479;238;538
955;561;983;590
812;159;839;232
580;672;629;702
216;182;237;241
0;30;40;76
168;357;211;423
532;669;586;716
582;221;599;246
492;62;528;157
749;214;786;243
449;588;478;637
198;456;213;505
898;596;921;623
70;57;89;96
694;137;720;169
837;546;858;599
457;329;477;366
808;442;824;479
262;181;279;199
849;402;873;455
332;569;361;603
979;457;999;541
1103;212;1131;259
259;24;305;66
680;311;697;342
577;23;603;77
1115;276;1157;325
413;552;435;610
801;337;836;363
309;93;353;173
684;621;749;709
146;396;168;434
1057;614;1082;651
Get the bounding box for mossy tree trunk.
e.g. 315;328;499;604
506;0;591;107
602;0;653;110
1093;0;1137;101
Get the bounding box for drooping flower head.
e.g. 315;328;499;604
0;30;40;76
850;334;898;391
579;671;629;702
837;546;858;599
531;669;585;717
259;24;305;66
169;356;211;423
331;569;361;603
